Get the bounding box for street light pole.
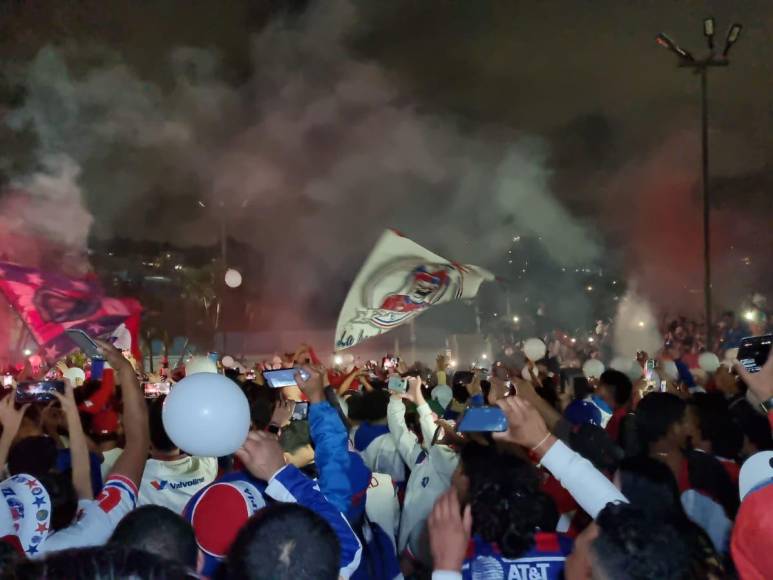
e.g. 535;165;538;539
655;20;742;349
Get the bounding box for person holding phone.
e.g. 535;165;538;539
34;340;150;556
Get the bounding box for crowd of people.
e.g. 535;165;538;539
0;320;772;579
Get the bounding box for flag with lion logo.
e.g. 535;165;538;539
335;230;494;351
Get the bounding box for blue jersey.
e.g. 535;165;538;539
462;532;572;580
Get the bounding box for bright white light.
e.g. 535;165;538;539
334;355;343;365
512;236;521;242
588;337;595;343
513;316;520;323
638;321;645;328
23;349;32;356
493;313;498;317
570;338;577;344
586;285;593;292
449;359;458;367
744;310;755;322
481;354;488;360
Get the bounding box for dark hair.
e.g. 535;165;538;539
451;371;473;404
8;546;194;579
108;505;198;569
570;424;623;472
592;503;690;580
344;392;366;421
689;393;743;459
461;443;546;558
573;376;592;401
225;503;340;580
38;472;78;532
635;393;686;447
240;381;275;431
359;390;389;422
148;397;177;453
279;420;311;454
0;538;21;572
599;370;633;407
616;456;725;579
8;436;58;477
739;412;773;452
536;376;558;409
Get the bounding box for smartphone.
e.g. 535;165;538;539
382;356;400;370
644;359;656;381
737;335;772;374
387;375;407;393
659;379;667;393
65;329;102;359
144;382;171;398
2;374;13;387
457;406;508;432
263;368;311;389
16;380;65;404
291;401;309;421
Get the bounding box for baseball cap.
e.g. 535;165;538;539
91;409;120;435
739;450;773;501
0;474;52;557
7;437;58;478
184;472;267;577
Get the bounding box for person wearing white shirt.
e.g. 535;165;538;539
137;398;217;514
386;378;459;556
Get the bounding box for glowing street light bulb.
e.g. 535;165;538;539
334;355;343;365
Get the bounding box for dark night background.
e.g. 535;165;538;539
0;0;770;339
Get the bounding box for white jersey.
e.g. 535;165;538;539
35;474;138;556
138;455;218;514
100;448;124;481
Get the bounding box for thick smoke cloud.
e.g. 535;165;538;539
2;0;601;329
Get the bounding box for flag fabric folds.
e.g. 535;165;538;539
334;230;494;351
0;262;142;361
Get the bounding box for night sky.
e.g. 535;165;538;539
0;0;770;328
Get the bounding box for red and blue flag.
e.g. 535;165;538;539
0;262;141;361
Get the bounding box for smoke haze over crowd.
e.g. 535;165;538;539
0;0;770;332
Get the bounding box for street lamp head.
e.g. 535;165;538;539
655;33;695;62
703;17;715;50
722;23;742;57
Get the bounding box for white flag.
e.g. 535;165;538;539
334;230;494;351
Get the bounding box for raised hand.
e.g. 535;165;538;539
428;488;472;573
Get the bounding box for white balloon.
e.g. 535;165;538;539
185;356;218;376
610;357;631;372
63;367;86;386
582;359;605;379
224;269;243;288
662;360;679;381
162;372;250;457
521;366;539;381
698;352;720;373
523;338;546;362
625;361;643;381
221;355;235;368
